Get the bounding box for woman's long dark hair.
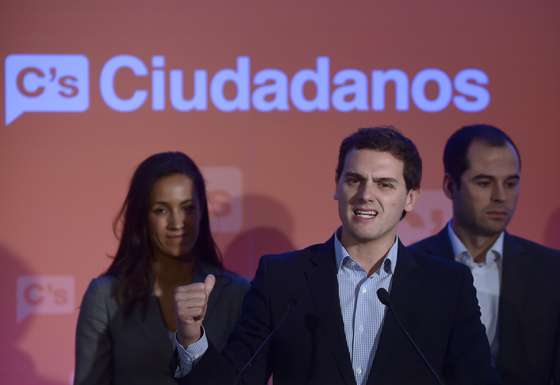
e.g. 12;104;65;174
106;152;223;315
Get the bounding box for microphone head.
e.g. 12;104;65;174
376;288;391;306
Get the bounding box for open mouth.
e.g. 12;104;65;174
353;208;378;218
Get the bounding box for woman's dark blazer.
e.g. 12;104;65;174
74;263;249;385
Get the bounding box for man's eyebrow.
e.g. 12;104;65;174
372;177;399;184
343;171;367;180
471;174;493;180
343;173;400;184
471;174;520;180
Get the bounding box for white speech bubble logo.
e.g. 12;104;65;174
398;189;452;245
4;54;89;125
16;275;75;322
203;167;243;233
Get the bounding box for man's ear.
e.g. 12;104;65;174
403;188;420;213
334;177;339;200
443;174;455;199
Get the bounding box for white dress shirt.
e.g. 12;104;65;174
447;221;502;362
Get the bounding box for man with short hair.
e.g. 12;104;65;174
410;124;560;385
174;126;498;385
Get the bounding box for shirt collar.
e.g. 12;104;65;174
446;221;504;265
333;229;398;275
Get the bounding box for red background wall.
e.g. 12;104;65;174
1;1;559;383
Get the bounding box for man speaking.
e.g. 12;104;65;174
173;127;498;385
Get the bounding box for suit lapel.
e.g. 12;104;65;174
143;263;225;360
384;242;420;321
196;263;228;322
425;230;531;372
143;296;175;356
368;242;420;384
496;234;530;370
425;227;455;260
305;237;357;385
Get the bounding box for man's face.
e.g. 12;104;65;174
335;148;418;247
445;140;520;237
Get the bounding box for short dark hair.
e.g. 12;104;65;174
336;126;422;191
444;124;521;186
106;151;222;315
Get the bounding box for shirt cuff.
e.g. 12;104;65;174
173;328;209;378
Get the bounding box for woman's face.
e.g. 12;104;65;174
147;173;201;261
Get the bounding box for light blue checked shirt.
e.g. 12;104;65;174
175;234;399;382
334;232;398;385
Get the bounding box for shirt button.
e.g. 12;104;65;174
361;288;367;294
359;325;364;333
356;368;362;375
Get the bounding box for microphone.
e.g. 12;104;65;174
233;298;297;385
377;288;446;385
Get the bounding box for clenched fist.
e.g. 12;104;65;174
174;274;216;346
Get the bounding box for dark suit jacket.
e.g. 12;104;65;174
74;263;249;385
182;237;498;385
409;228;560;385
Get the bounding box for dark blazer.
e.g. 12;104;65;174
74;264;249;385
409;228;560;385
182;236;499;385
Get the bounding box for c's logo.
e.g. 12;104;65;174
5;54;89;125
16;275;75;322
203;167;243;233
399;190;451;244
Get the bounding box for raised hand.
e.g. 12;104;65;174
174;274;216;346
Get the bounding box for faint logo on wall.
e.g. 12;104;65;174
398;189;451;245
16;275;75;322
203;167;242;233
4;54;89;125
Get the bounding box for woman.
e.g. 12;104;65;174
74;152;248;385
